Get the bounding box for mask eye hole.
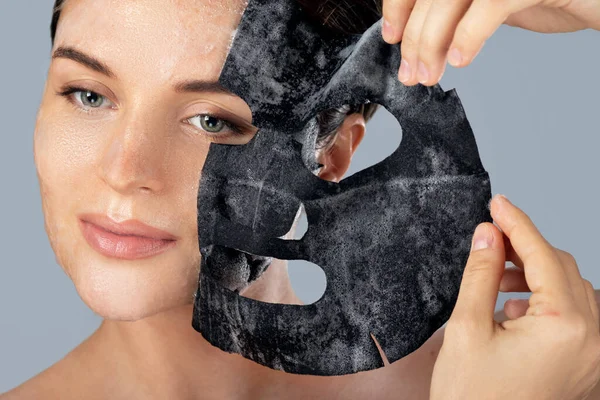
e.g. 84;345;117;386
304;104;403;182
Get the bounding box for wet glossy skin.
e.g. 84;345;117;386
34;0;257;320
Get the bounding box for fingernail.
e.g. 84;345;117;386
448;48;463;67
417;61;429;83
399;59;411;82
382;19;396;43
472;224;493;251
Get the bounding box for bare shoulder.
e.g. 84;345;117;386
1;376;58;399
1;334;103;400
1;359;70;400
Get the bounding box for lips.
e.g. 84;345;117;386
78;213;177;260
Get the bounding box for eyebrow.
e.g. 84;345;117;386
53;46;116;78
173;80;231;95
52;45;233;95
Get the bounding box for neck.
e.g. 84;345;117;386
87;259;313;399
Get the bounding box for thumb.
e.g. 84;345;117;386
451;222;506;331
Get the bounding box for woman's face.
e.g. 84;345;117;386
34;0;256;320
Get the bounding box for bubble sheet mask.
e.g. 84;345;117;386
192;0;493;376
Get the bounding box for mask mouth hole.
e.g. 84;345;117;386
287;259;326;304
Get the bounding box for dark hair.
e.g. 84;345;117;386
50;0;381;150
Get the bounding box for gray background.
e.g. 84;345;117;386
1;0;599;393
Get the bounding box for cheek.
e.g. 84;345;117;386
32;100;216;317
34;111;103;210
33;111;99;273
34;107;104;195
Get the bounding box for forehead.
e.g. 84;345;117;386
54;0;248;84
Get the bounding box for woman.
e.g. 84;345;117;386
2;0;600;398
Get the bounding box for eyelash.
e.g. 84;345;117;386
55;85;246;136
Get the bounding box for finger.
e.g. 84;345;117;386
447;0;538;68
583;279;600;326
499;266;530;293
399;0;434;85
502;232;524;269
490;194;571;306
382;0;417;44
555;249;590;315
417;0;472;85
504;5;588;33
503;298;529;320
451;222;505;333
588;286;600;331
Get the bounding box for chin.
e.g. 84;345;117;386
66;245;200;321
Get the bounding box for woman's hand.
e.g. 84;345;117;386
429;194;600;400
381;0;600;86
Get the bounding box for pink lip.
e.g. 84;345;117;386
78;213;178;260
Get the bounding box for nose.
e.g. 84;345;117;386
99;109;169;195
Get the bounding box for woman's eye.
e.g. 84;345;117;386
185;113;256;144
187;114;242;135
57;86;115;111
78;90;105;108
194;115;225;133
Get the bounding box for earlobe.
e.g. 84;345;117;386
317;113;366;183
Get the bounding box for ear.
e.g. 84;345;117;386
317;113;366;183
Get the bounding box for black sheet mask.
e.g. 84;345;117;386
191;0;493;376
